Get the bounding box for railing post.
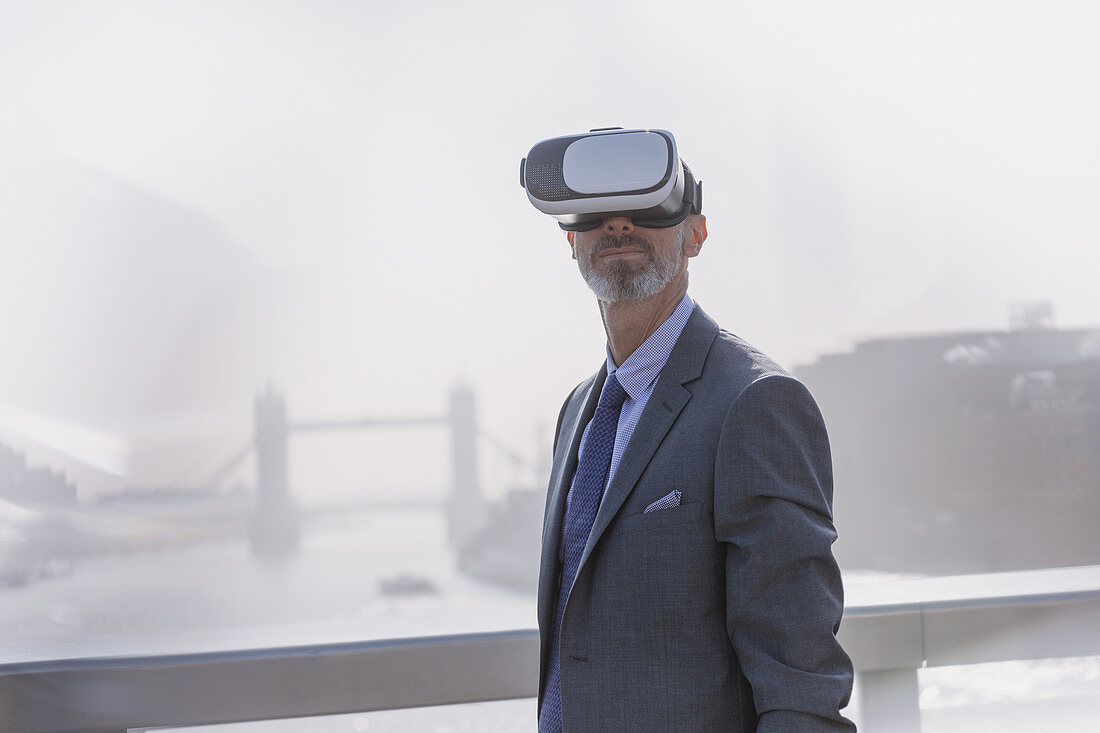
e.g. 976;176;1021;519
857;667;922;732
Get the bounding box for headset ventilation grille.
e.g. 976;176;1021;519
529;163;570;201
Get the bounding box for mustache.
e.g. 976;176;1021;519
592;234;654;258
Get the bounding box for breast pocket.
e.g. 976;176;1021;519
617;501;705;534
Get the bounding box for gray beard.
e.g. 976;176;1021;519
580;233;683;303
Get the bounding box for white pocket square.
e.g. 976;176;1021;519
643;490;682;514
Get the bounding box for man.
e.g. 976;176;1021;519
521;129;855;732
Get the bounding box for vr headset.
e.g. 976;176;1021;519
520;127;703;232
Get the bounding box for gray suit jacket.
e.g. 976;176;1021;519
537;306;855;732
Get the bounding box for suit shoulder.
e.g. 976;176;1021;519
693;330;827;439
701;327;799;396
704;331;829;443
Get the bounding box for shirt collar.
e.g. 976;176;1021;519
606;293;695;401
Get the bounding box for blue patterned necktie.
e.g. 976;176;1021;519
540;373;629;733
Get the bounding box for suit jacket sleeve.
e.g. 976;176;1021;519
715;374;856;731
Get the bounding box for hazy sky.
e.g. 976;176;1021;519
2;1;1098;499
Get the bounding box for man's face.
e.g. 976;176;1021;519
569;216;701;303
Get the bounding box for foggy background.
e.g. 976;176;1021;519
2;1;1099;730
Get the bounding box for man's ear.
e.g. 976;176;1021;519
685;215;707;257
566;231;576;259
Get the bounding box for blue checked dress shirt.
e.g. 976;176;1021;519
599;293;694;496
540;294;694;733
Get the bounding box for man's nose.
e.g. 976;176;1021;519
602;216;634;236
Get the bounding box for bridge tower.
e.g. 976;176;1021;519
249;387;300;558
445;385;485;548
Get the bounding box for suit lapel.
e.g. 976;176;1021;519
537;368;605;633
578;306;720;571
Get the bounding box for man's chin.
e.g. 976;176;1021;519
584;272;664;303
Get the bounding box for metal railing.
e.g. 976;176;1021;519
1;566;1098;733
